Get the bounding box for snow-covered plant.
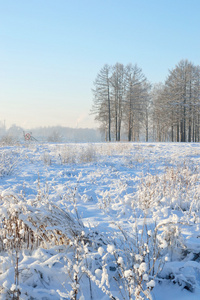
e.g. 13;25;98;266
41;150;52;166
79;144;96;163
58;144;76;164
62;235;90;300
156;215;186;261
0;135;16;146
0;189;85;251
137;176;159;212
0;149;19;177
82;216;163;300
137;162;200;213
0;188;86;298
57;144;97;165
88;241;157;300
82;245;119;300
97;190;112;211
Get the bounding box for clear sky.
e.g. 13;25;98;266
1;0;200;129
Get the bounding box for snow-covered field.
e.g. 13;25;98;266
1;142;200;300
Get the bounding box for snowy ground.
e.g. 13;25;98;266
0;142;200;299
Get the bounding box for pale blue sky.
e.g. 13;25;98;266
0;0;200;129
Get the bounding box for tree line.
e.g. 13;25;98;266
91;60;200;142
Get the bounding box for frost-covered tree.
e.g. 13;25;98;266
91;64;112;141
152;83;171;141
92;63;150;142
164;60;200;142
123;64;151;141
152;60;200;142
110;63;126;141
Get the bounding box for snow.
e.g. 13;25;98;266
0;142;200;299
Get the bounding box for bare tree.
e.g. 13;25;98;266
164;60;200;142
110;63;126;141
152;83;169;141
91;64;112;141
124;64;150;141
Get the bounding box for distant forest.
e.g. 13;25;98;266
91;59;200;142
0;125;102;144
